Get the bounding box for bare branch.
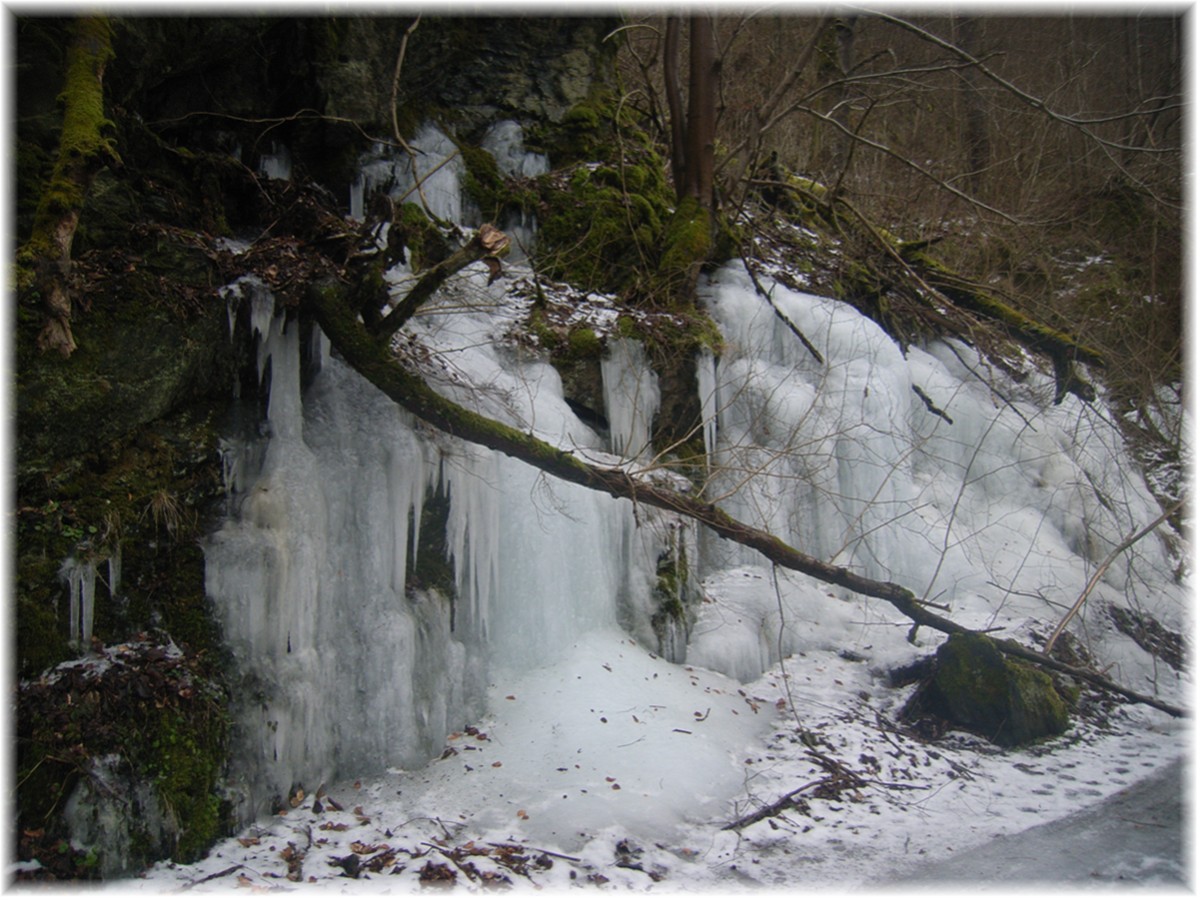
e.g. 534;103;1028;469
389;16;421;156
1044;499;1185;655
372;224;509;340
868;10;1181;155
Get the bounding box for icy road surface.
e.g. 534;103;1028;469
883;756;1187;888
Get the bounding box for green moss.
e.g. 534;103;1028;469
926;633;1070;747
21;16;118;286
533;87;677;298
393;201;451;272
148;706;228;862
527;308;561;351
566;325;602;360
657;195;713;295
537;159;672;295
649;537;691;659
17;636;230;875
406;485;455;598
615;315;639;340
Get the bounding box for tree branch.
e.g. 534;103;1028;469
870;11;1180;156
1043;499;1185;656
303;278;1183;719
370;224;509;340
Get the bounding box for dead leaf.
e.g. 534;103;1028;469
237;836;260;847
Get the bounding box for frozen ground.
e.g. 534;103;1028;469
101;627;1187;893
884;757;1186;887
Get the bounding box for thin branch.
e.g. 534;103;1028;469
372;224;509;340
740;254;824;364
1044;499;1185;655
868;10;1180;155
791;105;1021;223
389;16;421;156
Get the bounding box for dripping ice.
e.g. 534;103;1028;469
688;263;1183;687
200;120;1186;846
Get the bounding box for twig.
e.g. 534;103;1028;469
742;255;824;364
182;864;250;889
390;16;421;157
912;384;953;424
487;842;582;863
723;778;824;830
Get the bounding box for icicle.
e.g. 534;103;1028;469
107;547;121;601
259;142;292;181
60;556;98;648
696;349;718;464
601;338;661;461
482;120;549;179
391;125;464;225
349;172;365;221
218;439;238;497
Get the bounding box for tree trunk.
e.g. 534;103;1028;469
954;16;989;193
662;15;687;193
22;17;118;357
658;14;718;301
680;12;717;208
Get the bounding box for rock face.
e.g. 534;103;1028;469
917;633;1070;747
14;14;619;878
318;17;617;134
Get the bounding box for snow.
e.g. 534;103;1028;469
95;148;1189;891
107;642;1185;892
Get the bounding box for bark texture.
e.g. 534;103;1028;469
23;17;118;357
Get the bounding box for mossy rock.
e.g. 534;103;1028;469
920;633;1069;747
536;159;672;296
649;537;692;663
656;195;713;299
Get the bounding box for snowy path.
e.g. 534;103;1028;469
882;756;1187;888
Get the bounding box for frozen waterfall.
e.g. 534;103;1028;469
203;123;1185;836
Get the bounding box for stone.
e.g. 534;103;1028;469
921;632;1070;747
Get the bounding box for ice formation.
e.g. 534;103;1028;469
202;122;1186;841
689;263;1184;690
206;267;669;823
60;556;97;648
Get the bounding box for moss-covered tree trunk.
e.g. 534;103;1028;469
20;16;118;357
659;13;717;302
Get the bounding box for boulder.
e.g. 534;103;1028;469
917;632;1070;747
